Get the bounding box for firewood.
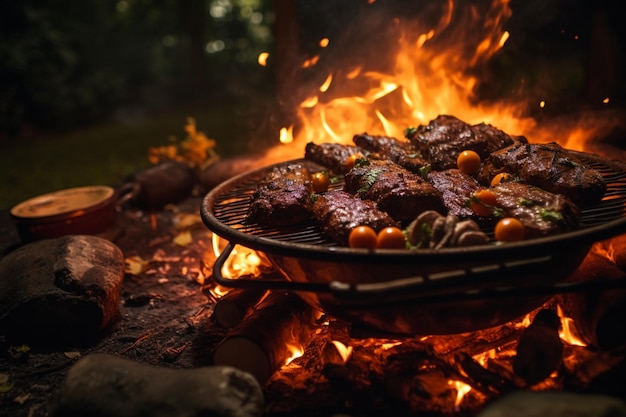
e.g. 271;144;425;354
558;243;626;350
212;290;320;384
211;288;269;329
512;309;563;386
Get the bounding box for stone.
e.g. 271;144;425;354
477;390;626;417
53;353;265;417
0;235;124;347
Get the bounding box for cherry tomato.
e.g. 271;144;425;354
311;171;330;193
376;226;406;249
457;150;481;174
348;225;378;249
494;217;525;242
470;188;498;217
345;153;363;171
490;172;512;187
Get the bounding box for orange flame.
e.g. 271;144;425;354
262;0;619;165
330;340;354;363
557;304;587;347
449;379;472;409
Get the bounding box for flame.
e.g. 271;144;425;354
261;0;619;165
449;379;472;409
557;304;587;347
285;342;305;365
330;340;353;363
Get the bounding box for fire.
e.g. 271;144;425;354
330;340;353;363
262;0;620;165
284;342;305;365
449;379;472;409
557;304;587;347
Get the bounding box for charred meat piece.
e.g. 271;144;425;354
352;132;429;174
478;141;607;206
427;169;481;218
492;181;581;238
344;159;445;223
246;163;313;227
405;115;524;170
304;142;369;174
311;190;399;245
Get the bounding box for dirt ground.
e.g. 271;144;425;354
0;196;231;417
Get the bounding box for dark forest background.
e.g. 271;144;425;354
0;0;623;208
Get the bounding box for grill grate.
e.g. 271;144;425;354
205;154;626;249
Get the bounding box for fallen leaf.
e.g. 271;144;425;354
64;351;81;359
14;393;30;404
173;230;193;247
125;256;149;275
175;213;202;229
0;374;13;393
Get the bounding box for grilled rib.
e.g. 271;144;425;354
352;132;429;174
427;169;481;218
311;190;399;245
491;181;581;238
304;142;369;175
405;114;524;171
246;163;313;227
478;141;607;206
343;158;445;223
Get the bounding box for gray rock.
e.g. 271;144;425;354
477;390;626;417
53;353;265;417
0;235;124;346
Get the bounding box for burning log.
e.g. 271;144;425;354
558;239;626;350
211;287;269;329
212;290;320;384
512;309;564;386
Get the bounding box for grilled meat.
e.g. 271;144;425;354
343;158;445;223
405;114;524;170
427;169;481;218
311;190;399;245
304;142;369;174
246;163;313;227
491;181;581;238
352;132;429;174
478;141;607;206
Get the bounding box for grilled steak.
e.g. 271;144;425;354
352;132;429;174
491;181;581;238
343;158;445;223
404;115;524;170
478;141;607;206
246;163;313;227
304;142;369;174
427;169;481;218
311;190;399;245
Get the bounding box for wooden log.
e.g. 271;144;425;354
512;309;563;386
212;290;320;384
211;288;269;329
558;242;626;350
